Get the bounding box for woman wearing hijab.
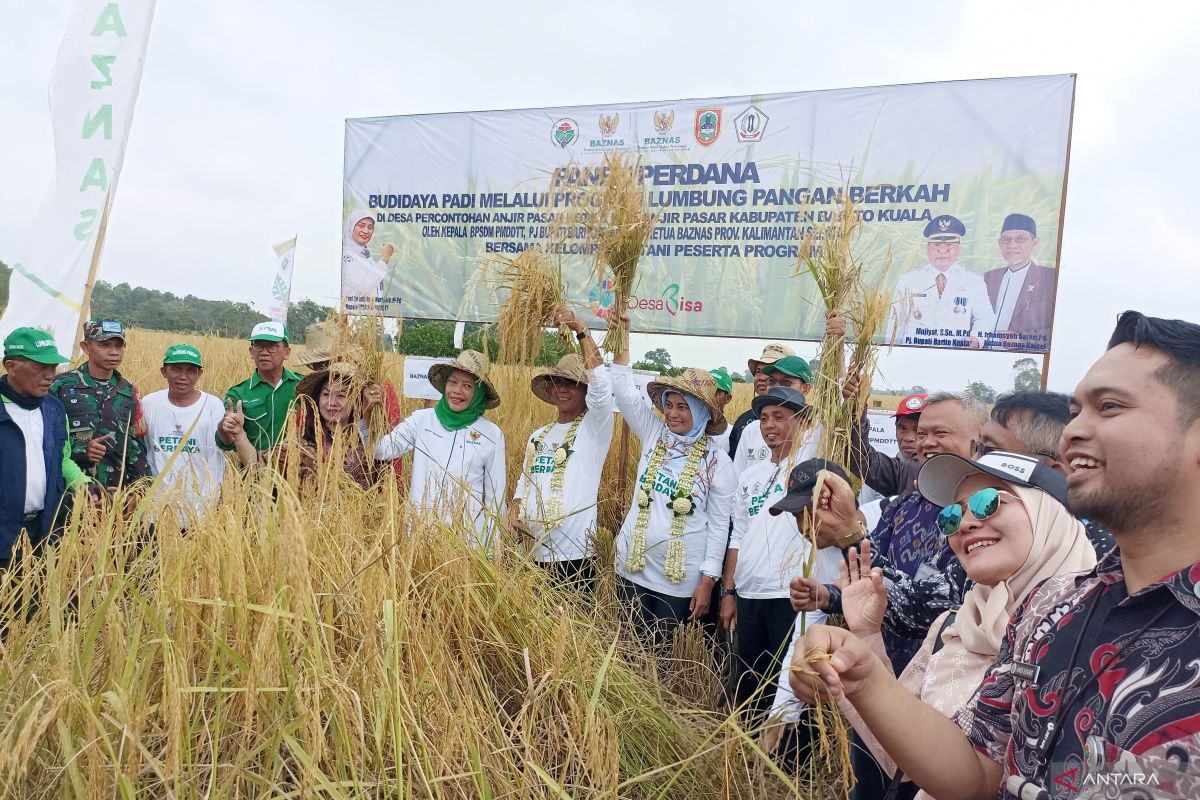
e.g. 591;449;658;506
229;362;382;489
369;350;506;547
341;209;395;306
787;451;1095;800
607;314;735;640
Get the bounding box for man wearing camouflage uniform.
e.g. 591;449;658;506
50;319;150;492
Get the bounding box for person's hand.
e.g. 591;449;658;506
825;309;847;339
85;432;113;464
221;400;245;438
506;499;528;536
555;306;586;334
787;624;880;703
380;242;395;263
813;470;862;543
362;383;385;414
841;373;861;401
759;721;784;754
607;312;632;365
789;576;829;613
83;482;107;509
840;542;887;636
688;575;714;621
719;593;737;631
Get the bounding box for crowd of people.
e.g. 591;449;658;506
2;307;1198;799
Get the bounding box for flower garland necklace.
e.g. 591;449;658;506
627;433;709;583
521;413;584;524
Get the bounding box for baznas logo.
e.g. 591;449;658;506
598;113;620;136
552;118;579;148
694;108;722;147
653;109;675;134
734;105;768;143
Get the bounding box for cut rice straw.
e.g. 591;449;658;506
495;245;569;365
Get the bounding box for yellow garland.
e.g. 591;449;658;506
626;434;709;583
521;414;584;526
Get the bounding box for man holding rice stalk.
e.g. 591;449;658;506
607;312;735;642
509;308;613;587
370;350;507;547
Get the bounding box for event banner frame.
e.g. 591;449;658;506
343;74;1075;353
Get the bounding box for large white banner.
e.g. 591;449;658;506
260;237;297;324
344;75;1074;353
1;0;156;354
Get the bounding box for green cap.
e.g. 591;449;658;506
710;367;734;394
3;327;70;365
762;355;813;383
163;343;203;367
249;321;289;342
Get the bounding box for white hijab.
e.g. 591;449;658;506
343;209;374;259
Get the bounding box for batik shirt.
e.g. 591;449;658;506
960;549;1200;799
51;366;149;490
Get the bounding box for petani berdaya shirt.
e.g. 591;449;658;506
142;390;226;525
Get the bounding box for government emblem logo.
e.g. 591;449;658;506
598;113;619;136
734;105;768;142
694;108;722;147
938;217;952;232
653;109;675;134
552;118;579;148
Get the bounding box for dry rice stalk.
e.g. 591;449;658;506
495;245;568;365
580;151;659;354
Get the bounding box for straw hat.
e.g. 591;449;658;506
427;350;501;409
646;368;728;436
530;354;590;405
747;342;795;375
295;321;365;368
295;361;360;404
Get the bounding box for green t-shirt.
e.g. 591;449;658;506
218;369;302;452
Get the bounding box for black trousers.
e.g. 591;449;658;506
733;596;797;715
616;576;694;647
537;557;594;588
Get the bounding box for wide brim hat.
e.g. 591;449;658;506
747;342;795;375
646;368;728;436
428;350;500;409
295;321;367;368
531;354;589;405
295;362;361;404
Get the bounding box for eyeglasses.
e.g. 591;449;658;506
250;341;284;352
937;487;1016;536
999;235;1033;245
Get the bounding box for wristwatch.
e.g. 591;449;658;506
575;329;589;341
720;587;738;598
835;521;869;549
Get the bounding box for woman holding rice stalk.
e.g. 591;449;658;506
369;351;507;547
341;209;395;306
607;313;735;641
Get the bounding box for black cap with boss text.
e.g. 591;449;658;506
917;450;1067;507
769;458;855;516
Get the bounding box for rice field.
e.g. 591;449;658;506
0;330;855;799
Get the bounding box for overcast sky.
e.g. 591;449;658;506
4;0;1199;394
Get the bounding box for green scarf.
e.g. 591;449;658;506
434;383;488;431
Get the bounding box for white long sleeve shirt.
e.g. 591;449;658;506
730;458;813;599
512;367;615;562
888;263;996;347
610;363;735;598
373;408;506;546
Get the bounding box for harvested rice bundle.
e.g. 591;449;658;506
495;245;568;365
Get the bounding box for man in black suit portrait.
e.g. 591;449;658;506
983;213;1056;351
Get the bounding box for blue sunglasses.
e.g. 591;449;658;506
937;487;1015;536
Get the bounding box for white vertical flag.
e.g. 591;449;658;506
264;237;298;323
0;0;157;355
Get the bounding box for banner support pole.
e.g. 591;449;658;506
72;192;114;360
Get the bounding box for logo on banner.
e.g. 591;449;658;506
653;109;675;134
734;105;768;142
598;113;620;136
628;283;704;316
588;278;616;317
552;118;579;148
694;108;722;147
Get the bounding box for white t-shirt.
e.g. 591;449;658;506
730;458;813;599
731;418;822;477
513;367;614;562
141;391;227;526
610;364;735;598
373;408;506;547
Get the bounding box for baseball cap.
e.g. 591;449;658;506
747;343;795;374
710;367;734;394
769;459;854;517
761;355;814;384
162;343;203;367
894;393;928;417
249;321;289;342
917;450;1067;507
3;327;69;364
751;385;807;416
83;319;126;342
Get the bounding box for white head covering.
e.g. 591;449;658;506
343;209;374;259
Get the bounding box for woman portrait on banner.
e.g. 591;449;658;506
341;209;395;308
607;313;735;643
227;361;383;489
784;451;1095;800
